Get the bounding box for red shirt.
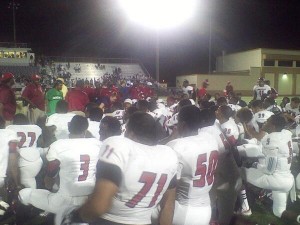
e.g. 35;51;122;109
83;86;96;102
0;84;16;121
22;83;45;110
197;88;207;99
65;88;89;112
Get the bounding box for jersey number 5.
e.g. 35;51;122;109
78;155;90;181
125;172;168;208
193;150;219;188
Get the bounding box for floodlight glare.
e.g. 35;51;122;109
119;0;197;30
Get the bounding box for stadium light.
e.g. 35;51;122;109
119;0;197;30
119;0;197;82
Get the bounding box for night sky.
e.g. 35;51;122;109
1;0;300;85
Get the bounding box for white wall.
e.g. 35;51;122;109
216;49;262;72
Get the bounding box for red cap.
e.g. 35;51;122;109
1;72;14;82
31;74;41;81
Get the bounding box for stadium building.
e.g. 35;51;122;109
177;48;300;96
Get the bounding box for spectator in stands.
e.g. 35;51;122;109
57;78;68;99
22;74;45;124
119;81;130;101
0;73;17;125
197;79;209;101
65;80;89;116
45;80;63;116
98;91;118;113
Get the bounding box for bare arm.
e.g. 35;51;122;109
158;188;176;225
8;152;21;187
0;102;3;118
78;179;118;222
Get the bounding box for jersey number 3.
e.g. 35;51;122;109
193;150;219;187
125;172;168;208
78;155;90;181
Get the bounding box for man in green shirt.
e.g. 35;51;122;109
45;80;63;116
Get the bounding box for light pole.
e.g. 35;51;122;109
8;0;20;46
155;31;160;82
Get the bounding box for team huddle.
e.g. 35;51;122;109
0;73;300;225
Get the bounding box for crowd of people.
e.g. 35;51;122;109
0;72;300;225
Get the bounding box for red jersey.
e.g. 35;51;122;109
197;88;207;99
22;83;45;111
0;84;16;121
65;88;89;112
83;86;96;102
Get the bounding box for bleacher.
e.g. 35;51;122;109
51;62;147;81
0;65;40;78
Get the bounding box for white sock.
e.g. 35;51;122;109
240;189;250;211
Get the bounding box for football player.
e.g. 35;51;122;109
18;115;102;224
243;115;300;223
6;114;42;189
167;105;219;225
61;112;178;225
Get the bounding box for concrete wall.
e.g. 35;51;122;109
216;49;262;72
278;73;293;95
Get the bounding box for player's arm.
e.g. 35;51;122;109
243;123;266;141
253;90;257;100
7;141;21;188
158;176;176;225
76;161;121;223
44;159;60;190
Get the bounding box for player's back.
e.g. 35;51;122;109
45;113;75;139
167;133;218;207
47;138;101;196
261;129;293;173
6;124;42;148
99;136;178;224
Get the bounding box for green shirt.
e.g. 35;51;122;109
46;88;63;116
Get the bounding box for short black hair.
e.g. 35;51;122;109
89;108;103;122
251;100;263;109
199;108;216;127
291;97;300;104
13;113;29;125
219;105;234;120
124;106;138;122
56;100;69;113
0;116;5;129
263;97;275;108
54;79;63;87
100;116;121;136
216;97;227;106
178;99;192;109
268;115;287;132
126;112;157;146
178;105;201;131
136;100;149;112
236;108;253;123
68;115;89;135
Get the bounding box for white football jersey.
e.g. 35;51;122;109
261;129;293;173
167;133;218;207
199;124;230;154
220;118;239;146
253;85;271;100
45;113;76;139
0;129;18;178
253;110;274;125
6;125;42;149
285;103;300;116
228;104;242;112
88;119;100;140
46;138;102;196
99;136;178;225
